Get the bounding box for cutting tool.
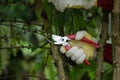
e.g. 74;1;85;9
52;34;100;65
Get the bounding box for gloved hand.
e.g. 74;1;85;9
60;31;97;64
48;0;113;12
61;46;86;64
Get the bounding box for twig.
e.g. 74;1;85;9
0;45;49;50
0;74;42;79
0;19;43;26
0;23;52;43
40;53;49;80
86;11;98;23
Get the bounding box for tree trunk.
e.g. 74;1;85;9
112;0;120;80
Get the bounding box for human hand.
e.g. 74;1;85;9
60;31;96;64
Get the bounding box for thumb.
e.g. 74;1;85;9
60;46;67;54
75;31;86;40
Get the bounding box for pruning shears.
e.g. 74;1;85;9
52;34;100;65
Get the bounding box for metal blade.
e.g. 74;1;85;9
54;41;64;44
52;34;62;41
52;34;70;45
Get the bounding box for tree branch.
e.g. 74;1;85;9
0;19;43;26
0;74;45;79
95;10;109;80
0;45;49;50
50;44;68;80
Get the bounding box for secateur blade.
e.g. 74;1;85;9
52;34;70;45
52;34;62;42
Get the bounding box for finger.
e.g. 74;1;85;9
71;49;84;61
75;31;86;40
60;46;67;54
66;46;79;57
76;54;86;64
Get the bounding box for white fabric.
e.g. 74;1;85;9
76;54;86;64
75;31;86;40
81;0;96;9
65;46;86;64
66;46;79;57
60;46;66;54
48;0;96;12
71;49;84;61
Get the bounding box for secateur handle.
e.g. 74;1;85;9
67;34;100;48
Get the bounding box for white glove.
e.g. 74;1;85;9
60;46;86;64
60;31;96;64
75;31;86;40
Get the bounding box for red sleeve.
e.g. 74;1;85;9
97;0;114;10
103;43;113;64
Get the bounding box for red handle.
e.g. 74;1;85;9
65;45;90;65
81;37;100;48
65;45;72;51
67;34;100;48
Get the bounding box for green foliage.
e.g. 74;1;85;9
42;0;54;21
101;69;113;80
0;0;36;21
101;62;113;80
69;60;97;80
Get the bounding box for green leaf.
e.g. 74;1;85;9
45;56;57;80
42;0;54;21
73;10;87;31
101;68;113;80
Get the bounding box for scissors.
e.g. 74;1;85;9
52;34;100;65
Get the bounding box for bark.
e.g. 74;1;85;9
112;0;120;80
95;10;109;80
51;44;69;80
